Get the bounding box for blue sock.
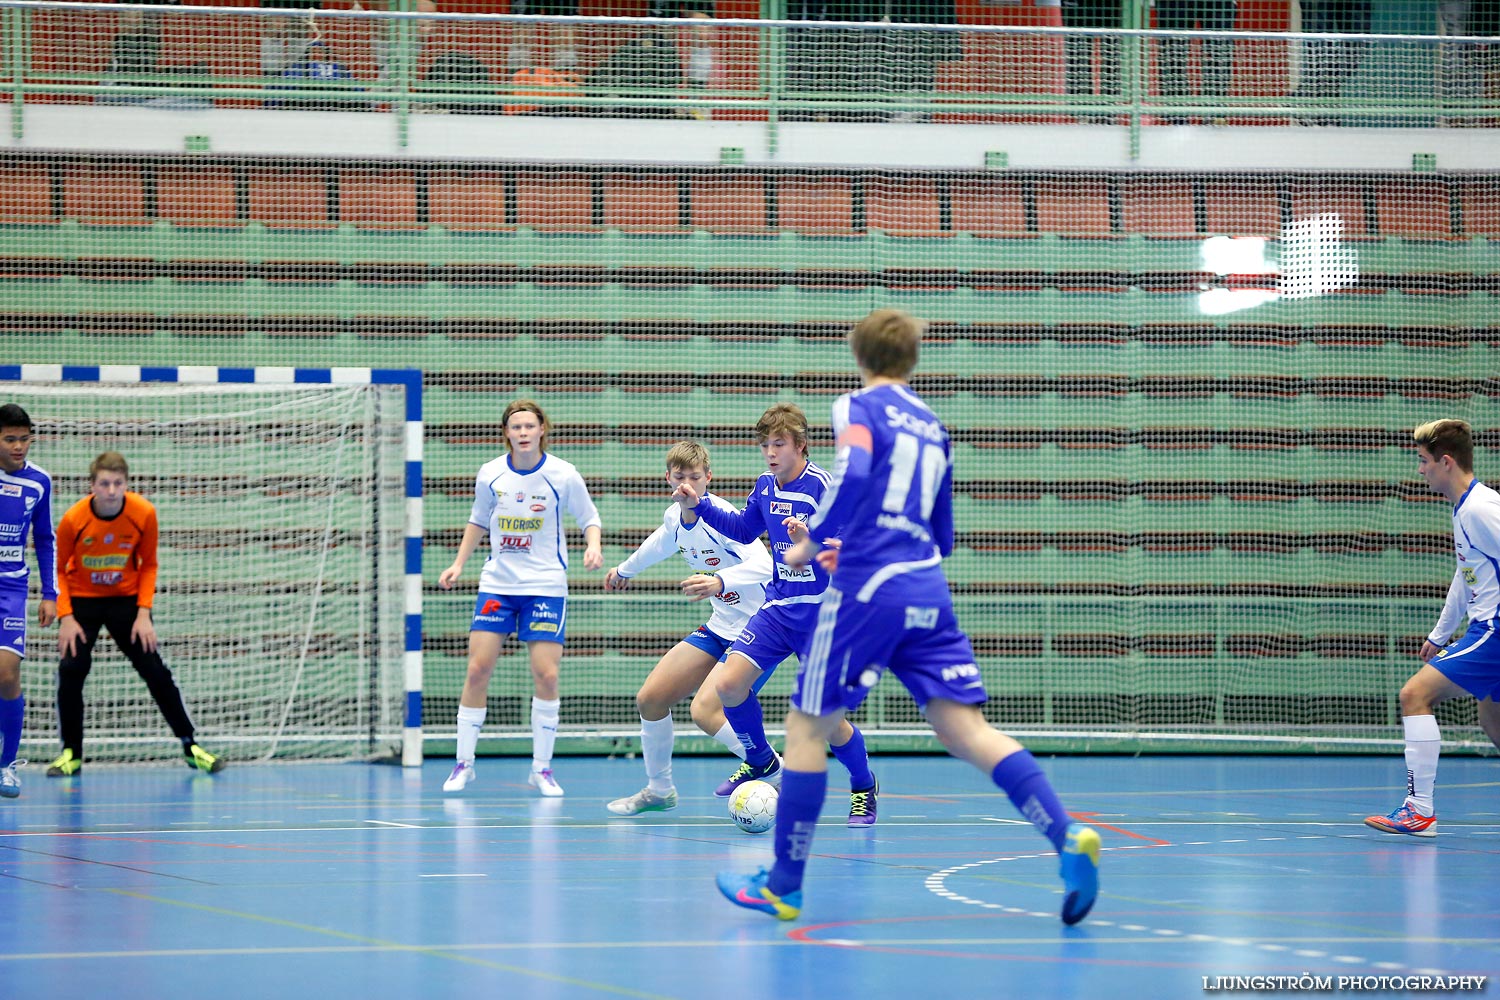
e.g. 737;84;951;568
991;750;1071;851
0;694;24;768
722;696;776;768
768;768;828;896
830;723;874;790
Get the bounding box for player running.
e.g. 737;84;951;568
673;403;878;827
438;399;602;797
603;441;773;816
716;309;1100;923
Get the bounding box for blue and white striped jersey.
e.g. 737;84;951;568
468;452;601;598
1430;479;1500;643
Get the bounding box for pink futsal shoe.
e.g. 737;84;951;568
1364;802;1437;838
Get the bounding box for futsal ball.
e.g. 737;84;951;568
728;779;779;834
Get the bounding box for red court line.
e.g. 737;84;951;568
1069;810;1172;847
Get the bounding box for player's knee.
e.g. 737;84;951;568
636;691;668;719
1398;680;1433;716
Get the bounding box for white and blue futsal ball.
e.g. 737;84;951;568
728;779;779;834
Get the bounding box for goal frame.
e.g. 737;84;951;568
0;363;425;767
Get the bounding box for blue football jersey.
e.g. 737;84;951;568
691;461;832;610
0;461;57;599
809;383;954;603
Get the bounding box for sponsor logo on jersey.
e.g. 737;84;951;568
82;536;94;546
706;558;720;566
498;535;532;552
479;599;504;615
0;484;19;497
90;571;123;586
1463;566;1478;586
905;606;939;629
530;622;558;633
3;617;23;630
0;546;21;562
516;492;526;502
769;501;793;516
531;601;559;621
494;516;544;532
103;534;114;545
531;494;547;500
0;523;19;534
720;590;739;605
777;563;815;581
940;663;980;682
885;404;945;442
82;553;130;571
530;504;546;512
738;627;756;644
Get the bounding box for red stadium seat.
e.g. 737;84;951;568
514;171;594;230
688;173;769;233
1374;178;1454;239
1288;178;1370;237
949;176;1028;238
340;168;421;229
158;165;239;227
777;175;859;236
430;169;510;231
866;176;945;237
1458;176;1500;237
247;166;332;228
1034;177;1114;237
0;163;56;225
602;173;682;232
63;163;147;225
1120;177;1197;237
1203;175;1280;238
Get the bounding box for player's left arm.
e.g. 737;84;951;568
931;455;955;558
131;501;160;652
567;472;605;571
32;479;57;626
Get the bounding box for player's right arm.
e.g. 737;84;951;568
1423;568;1467;661
607;514;676;592
439;523;488;591
55;502;83;658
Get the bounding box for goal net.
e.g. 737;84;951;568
5;374;410;765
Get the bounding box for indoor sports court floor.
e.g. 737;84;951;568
2;754;1496;1000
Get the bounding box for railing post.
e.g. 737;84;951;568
6;4;23;141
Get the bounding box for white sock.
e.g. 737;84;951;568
1403;714;1441;815
641;714;675;794
712;720;747;759
455;704;486;763
531;696;560;771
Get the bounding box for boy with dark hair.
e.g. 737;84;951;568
0;403;56;798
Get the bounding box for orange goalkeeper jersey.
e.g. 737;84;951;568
56;491;159;615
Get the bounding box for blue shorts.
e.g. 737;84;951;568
683;624;734;663
471;593;567;644
1431;619;1500;702
0;583;26;658
726;600;820;679
793;586;983;717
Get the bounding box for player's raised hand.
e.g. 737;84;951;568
438;563;463;590
782;516;809;543
605;567;630;591
671;480;701;508
680;573;722;603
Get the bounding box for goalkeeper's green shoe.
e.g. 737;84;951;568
46;749;82;777
185;743;225;774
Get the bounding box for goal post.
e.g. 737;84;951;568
0;365;423;767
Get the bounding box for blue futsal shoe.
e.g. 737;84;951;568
1059;823;1101;925
717;867;802;921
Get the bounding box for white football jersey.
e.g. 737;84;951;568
1430;479;1500;643
616;494;772;640
469;453;601;597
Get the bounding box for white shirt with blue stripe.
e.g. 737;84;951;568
470;453;601;598
1430;478;1500;644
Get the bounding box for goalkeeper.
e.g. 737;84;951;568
47;452;222;777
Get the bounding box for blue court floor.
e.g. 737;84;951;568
1;754;1497;1000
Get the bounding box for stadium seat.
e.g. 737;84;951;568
246;166;333;228
949;176;1029;238
688;173;770;233
63;163;147;225
1202;175;1280;238
340;168;421;229
776;175;859;236
1456;176;1500;238
866;176;945;237
1288;177;1370;237
1373;178;1453;239
1120;177;1198;238
157;165;239;227
602;173;682;232
0;162;56;225
514;171;595;230
1033;176;1115;237
430;169;510;231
